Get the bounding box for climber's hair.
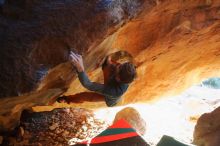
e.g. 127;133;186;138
118;62;137;84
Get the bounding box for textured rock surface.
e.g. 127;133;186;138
3;0;220;106
0;0;151;98
0;88;64;132
111;0;220;103
113;107;146;135
3;108;108;146
193;106;220;146
65;0;220;105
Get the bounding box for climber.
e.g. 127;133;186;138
60;51;136;107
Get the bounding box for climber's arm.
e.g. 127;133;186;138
69;51;125;98
77;71;105;93
69;51;105;92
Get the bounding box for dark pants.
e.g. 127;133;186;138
57;92;105;103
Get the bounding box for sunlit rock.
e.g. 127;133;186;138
113;107;146;135
0;88;64;132
63;0;220;105
3;108;108;146
193;106;220;146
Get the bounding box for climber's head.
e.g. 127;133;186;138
115;62;137;84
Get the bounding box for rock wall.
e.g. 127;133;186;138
0;0;153;98
4;0;220;105
64;0;220;105
118;0;220;103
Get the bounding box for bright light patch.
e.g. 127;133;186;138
93;83;220;145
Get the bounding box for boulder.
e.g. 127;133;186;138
193;106;220;146
113;107;146;135
3;108;108;146
0;0;150;98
